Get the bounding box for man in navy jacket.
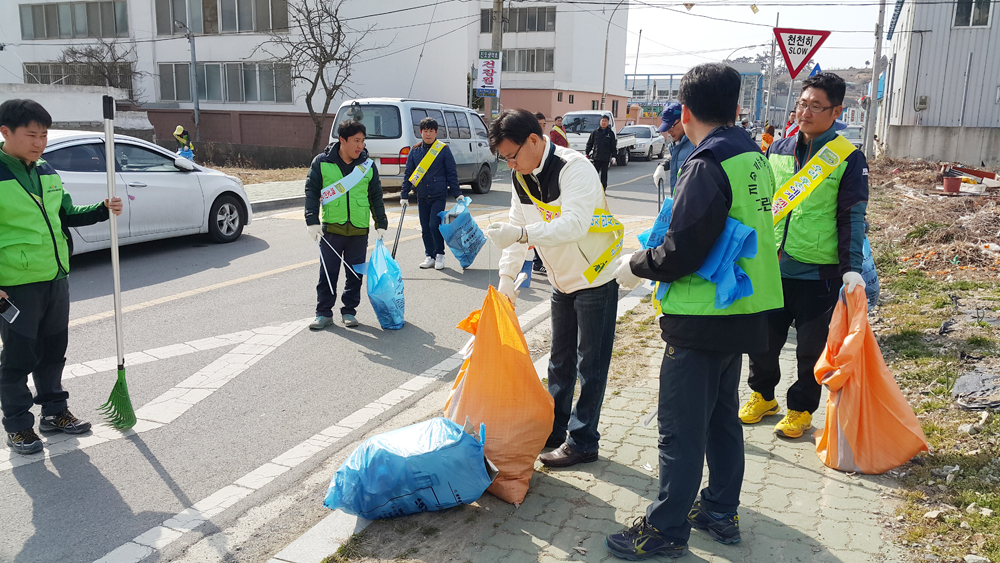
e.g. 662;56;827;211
401;117;463;270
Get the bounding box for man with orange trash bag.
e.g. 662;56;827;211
814;286;928;474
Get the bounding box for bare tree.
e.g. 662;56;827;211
255;0;378;154
59;38;146;102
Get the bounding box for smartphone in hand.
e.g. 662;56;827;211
0;297;19;324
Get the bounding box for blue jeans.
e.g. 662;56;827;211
547;280;618;454
418;196;447;258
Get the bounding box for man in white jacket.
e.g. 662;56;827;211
485;109;621;468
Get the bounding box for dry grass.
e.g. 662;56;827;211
214;164;309;185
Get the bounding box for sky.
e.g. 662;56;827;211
623;0;887;76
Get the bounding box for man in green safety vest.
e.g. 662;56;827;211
304;120;388;330
1;99;123;455
739;72;869;439
606;63;783;559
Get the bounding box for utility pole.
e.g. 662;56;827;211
487;0;503;122
600;0;627;110
864;0;886;159
633;29;642;75
175;20;200;141
765;13;778;126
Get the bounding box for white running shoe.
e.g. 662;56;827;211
419;256;435;269
435;254;446;270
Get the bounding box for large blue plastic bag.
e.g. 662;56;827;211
862;236;880;309
438;198;486;269
324;417;497;519
355;239;405;330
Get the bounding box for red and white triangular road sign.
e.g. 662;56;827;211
774;28;831;79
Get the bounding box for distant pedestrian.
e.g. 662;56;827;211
305;120;388;329
1;99;124;455
586;115;615;189
400;117;463;270
657;102;694;196
550;116;569;148
760;124;775;152
606;63;783;559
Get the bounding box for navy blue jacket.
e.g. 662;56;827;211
668;134;695;194
401;142;461;200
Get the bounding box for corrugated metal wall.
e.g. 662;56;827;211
890;0;999;128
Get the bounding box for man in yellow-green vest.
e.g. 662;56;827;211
740;72;869;439
304;120;388;330
1;99;123;455
606;63;783;559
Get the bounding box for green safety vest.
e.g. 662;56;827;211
769;152;846;265
659;128;783;316
0;161;70;286
320;160;373;229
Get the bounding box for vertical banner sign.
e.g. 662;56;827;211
774;28;831;79
475;51;501;98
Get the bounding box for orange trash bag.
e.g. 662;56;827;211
814;287;929;474
443;286;555;504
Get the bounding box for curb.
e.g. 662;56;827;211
250;196;305;213
268;283;655;563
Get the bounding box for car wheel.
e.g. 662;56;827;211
209;194;245;243
471;164;492;194
616;148;629;166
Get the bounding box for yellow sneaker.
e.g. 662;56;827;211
774;410;813;438
738;392;780;424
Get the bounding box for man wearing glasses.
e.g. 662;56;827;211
739;72;869;439
484;109;620;468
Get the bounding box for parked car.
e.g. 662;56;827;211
330;98;496;194
42;130;253;255
837;125;864;149
618;125;665;161
560;110;637;166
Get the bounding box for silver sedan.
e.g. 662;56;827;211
619;125;666;161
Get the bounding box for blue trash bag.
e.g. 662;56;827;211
861;236;880;309
354;239;405;330
438;198;487;269
177;147;194;161
637;197;673;250
324;417;497;520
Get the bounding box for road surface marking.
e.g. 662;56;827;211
608;173;653;188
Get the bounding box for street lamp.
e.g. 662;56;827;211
600;0;627;110
174;19;200;141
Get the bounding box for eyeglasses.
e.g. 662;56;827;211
498;143;524;163
795;101;835;114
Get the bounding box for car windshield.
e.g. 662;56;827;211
840;128;862;140
333;104;402;139
619;126;651;138
562;114;608;134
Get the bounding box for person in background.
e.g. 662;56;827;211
658;102;694;196
550;115;569;148
1;99;124;455
784;110;798;138
760;124;775;152
400;117;463;271
586;115;615;190
173;125;194;160
304;120;388;330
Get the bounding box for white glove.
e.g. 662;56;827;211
485;223;524;250
843;271;866;294
497;275;517;304
460;195;471;205
376;228;387;240
307;224;323;243
613;252;643;290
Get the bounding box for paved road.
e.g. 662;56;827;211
0;157;661;562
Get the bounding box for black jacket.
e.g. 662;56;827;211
586;127;616;162
400;142;461;200
304;143;388;235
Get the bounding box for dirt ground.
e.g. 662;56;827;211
214;164;309;185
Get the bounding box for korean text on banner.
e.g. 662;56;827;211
476;50;502;98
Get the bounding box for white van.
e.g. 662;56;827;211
330;98;497;194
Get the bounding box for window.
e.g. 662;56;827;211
501;48;554;73
115;144;178;172
557;92;563;102
160;61;290;103
612;100;619;117
569;94;574;104
409;108;448;138
591;100;599;110
472;113;488;140
620;126;652;138
19;1;127;39
159;63;192;101
45;143;106;172
480;7;555;33
450;111;472;139
155;0;287;35
562;113;605;134
333;105;402;139
23;62;135;98
954;0;991;26
196;63;223;101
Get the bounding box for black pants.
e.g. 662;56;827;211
747;278;839;413
593;160;610;190
646;344;744;543
418;195;447;258
316;231;368;318
1;278;71;433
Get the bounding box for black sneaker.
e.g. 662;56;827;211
688;500;741;544
533;264;547;274
7;428;43;455
39;409;92;435
606;516;688;560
